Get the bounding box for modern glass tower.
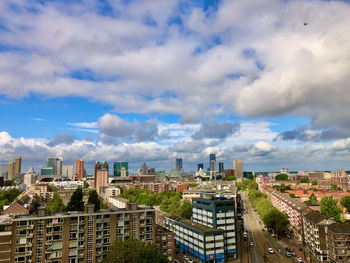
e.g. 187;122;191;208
113;161;128;177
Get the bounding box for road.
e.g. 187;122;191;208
242;192;292;263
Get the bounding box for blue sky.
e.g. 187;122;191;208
1;0;350;173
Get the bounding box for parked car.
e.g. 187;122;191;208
268;248;274;254
250;241;254;246
286;251;291;257
291;251;296;256
297;258;304;263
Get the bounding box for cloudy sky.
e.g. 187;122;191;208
1;0;350;173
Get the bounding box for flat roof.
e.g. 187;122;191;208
166;215;224;234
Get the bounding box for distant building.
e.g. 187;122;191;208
233;160;243;178
45;157;63;175
8;157;21;180
40;167;54;175
197;163;204;171
209;154;216;172
218;162;224;173
280;168;290;174
94;161;109;193
1;164;8;180
23;166;37;186
62;165;73;178
114;161;129;177
141;162;148;175
224;169;235;178
175;158;183;172
74;160;84;180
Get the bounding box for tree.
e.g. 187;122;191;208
180;199;192;219
340;196;350;213
83;182;89;189
223;176;236;181
104;238;168;263
331;184;341;190
46;192;65;214
0;188;21;211
289;193;296;198
299;178;309;183
305;193;318;205
320;196;342;222
275;174;288;181
88;190;100;212
262;209;289;236
311;180;318;186
66;188;84;211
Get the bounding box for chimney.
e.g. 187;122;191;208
37;206;46;217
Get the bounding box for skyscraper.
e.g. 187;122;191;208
47;157;63;175
8;157;21;180
62;165;73;178
175;158;183;172
209;154;216;172
75;160;84;180
233;160;243;178
197;163;204;171
219;162;224;173
114;161;129;177
94;161;109;193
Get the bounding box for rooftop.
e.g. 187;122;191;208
167;215;223;233
304;210;329;224
327;222;350;234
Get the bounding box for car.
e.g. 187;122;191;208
268;248;274;254
184;256;189;260
250;241;254;246
286;251;291;257
291;251;296;256
297;258;304;263
187;260;194;263
174;260;180;263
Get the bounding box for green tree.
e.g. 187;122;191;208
46;192;65;214
180;199;192;219
311;180;318;186
305;193;318;205
66;188;84;212
0;188;21;211
330;184;341;190
340;196;350;213
88;190;100;212
299;178;309;183
105;238;168;263
289;193;296;198
262;209;289;236
83;182;89;189
320;196;342;222
223;176;236;181
275;174;288;181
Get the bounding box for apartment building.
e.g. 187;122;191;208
155;226;175;262
303;211;335;262
192;195;237;259
1;204;155;263
164;216;226;263
271;191;312;242
325;222;350;263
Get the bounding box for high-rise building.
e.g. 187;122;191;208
197;163;203;171
75;160;84;180
141;162;148;175
209;154;216;172
219;162;224;173
233;160;243;178
192;195;237;259
0;204;155;263
47;157;63;175
8;157;21;180
174;158;183;172
113;161;129;177
1;164;8;180
62;165;74;178
23;166;37;186
94;161;109;193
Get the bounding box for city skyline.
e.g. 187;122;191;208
1;0;350;171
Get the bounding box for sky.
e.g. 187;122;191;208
1;0;350;174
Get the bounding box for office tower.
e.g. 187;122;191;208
1;204;155;263
113;161;129;177
8;157;21;180
192;195;237;259
24;166;37;186
219;162;224;173
75;160;84;180
1;164;8;180
94;161;109;193
174;158;183;172
120;167;127;177
62;165;73;178
197;163;203;171
141;162;148;175
233;160;243;178
47;157;63;175
209;154;216;172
